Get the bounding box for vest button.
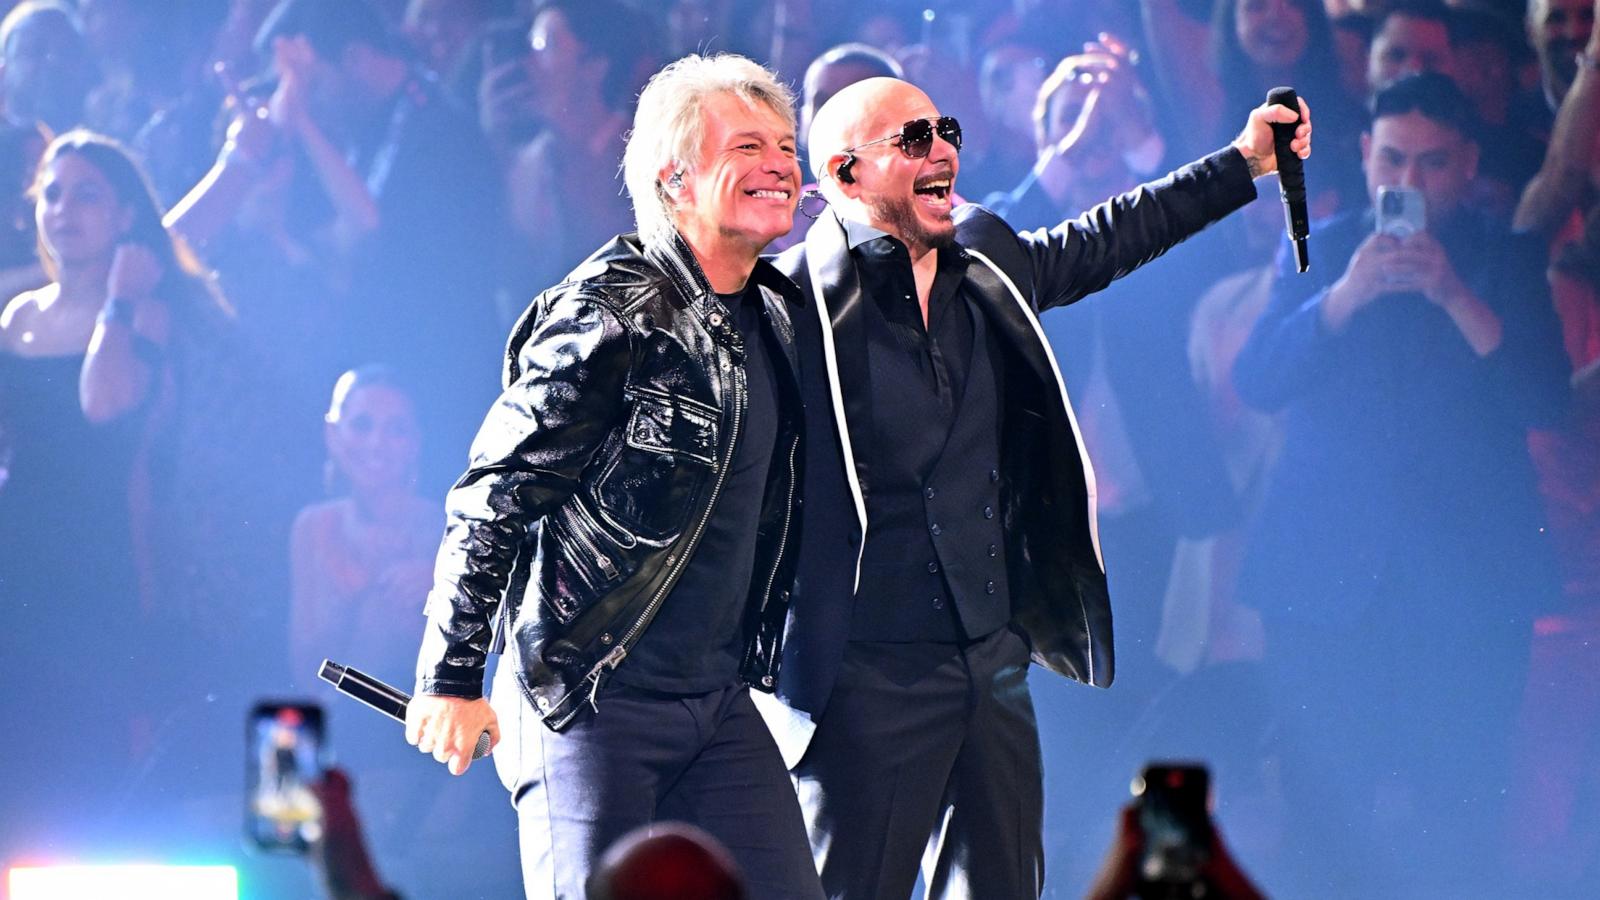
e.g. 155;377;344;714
927;561;939;574
932;597;945;609
930;523;942;536
990;469;999;483
985;580;996;595
924;486;936;500
983;505;994;519
988;544;998;558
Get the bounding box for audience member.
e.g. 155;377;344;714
589;824;748;900
967;40;1053;200
289;365;436;688
1504;201;1600;895
0;128;151;852
0;1;92;297
0;1;94;137
1516;0;1600;235
400;0;498;80
1528;0;1595;112
1330;10;1376;99
1232;73;1568;894
1142;0;1365;202
1366;0;1455;88
502;0;646;304
170;0;505;488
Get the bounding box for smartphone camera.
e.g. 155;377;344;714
1133;762;1214;897
245;701;326;853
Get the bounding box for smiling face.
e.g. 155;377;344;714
670;90;800;258
1236;0;1309;72
35;153;130;268
841;83;959;255
326;383;421;496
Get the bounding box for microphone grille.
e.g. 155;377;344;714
473;731;492;760
1267;86;1298;109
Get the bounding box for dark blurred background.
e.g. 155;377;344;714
1;0;1596;897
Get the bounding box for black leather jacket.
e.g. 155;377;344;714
415;229;806;731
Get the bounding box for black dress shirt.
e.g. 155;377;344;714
846;222;1011;642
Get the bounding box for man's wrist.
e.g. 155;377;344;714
1233;143;1265;179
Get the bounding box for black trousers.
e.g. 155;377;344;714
490;662;823;900
793;626;1045;899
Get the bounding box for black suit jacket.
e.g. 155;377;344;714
758;147;1256;764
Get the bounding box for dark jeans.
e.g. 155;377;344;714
793;626;1044;899
490;661;823;900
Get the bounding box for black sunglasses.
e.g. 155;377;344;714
845;116;963;159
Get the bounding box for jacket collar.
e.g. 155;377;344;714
644;225;806;311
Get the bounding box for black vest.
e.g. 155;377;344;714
852;298;1011;642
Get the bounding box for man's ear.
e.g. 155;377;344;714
829;153;857;190
658;160;685;200
1359;130;1371;173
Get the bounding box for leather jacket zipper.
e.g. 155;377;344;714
561;504;619;581
551;353;746;730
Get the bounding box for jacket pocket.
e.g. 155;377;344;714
594;388;719;539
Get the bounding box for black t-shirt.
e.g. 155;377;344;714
612;284;781;693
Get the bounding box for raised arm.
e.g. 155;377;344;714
79;244;170;424
1516;3;1600;235
1018;98;1306;311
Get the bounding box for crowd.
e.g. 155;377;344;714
0;0;1594;896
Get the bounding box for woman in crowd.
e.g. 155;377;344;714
0;129;230;847
1143;0;1361;199
288;364;437;687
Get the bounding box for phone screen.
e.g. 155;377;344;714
1134;763;1213;888
245;702;325;853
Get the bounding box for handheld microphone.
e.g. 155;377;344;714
1267;87;1309;273
318;659;491;760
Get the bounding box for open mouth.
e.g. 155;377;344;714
746;188;792;201
913;177;952;207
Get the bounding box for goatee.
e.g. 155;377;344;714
868;193;956;256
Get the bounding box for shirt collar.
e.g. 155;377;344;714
842;217;894;251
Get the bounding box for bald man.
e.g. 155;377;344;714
754;78;1310;898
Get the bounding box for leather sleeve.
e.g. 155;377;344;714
415;289;632;697
1017;146;1257;313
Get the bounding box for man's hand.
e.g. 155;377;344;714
1231;96;1311;178
1393;230;1469;307
1322;231;1398;332
405;694;499;776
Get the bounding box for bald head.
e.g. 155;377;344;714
807;77;935;183
805;76;958;257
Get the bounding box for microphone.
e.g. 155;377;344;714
318;659;491;761
1267;87;1309;273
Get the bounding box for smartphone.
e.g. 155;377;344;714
1133;762;1213;892
1376;185;1426;239
245;701;326;853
